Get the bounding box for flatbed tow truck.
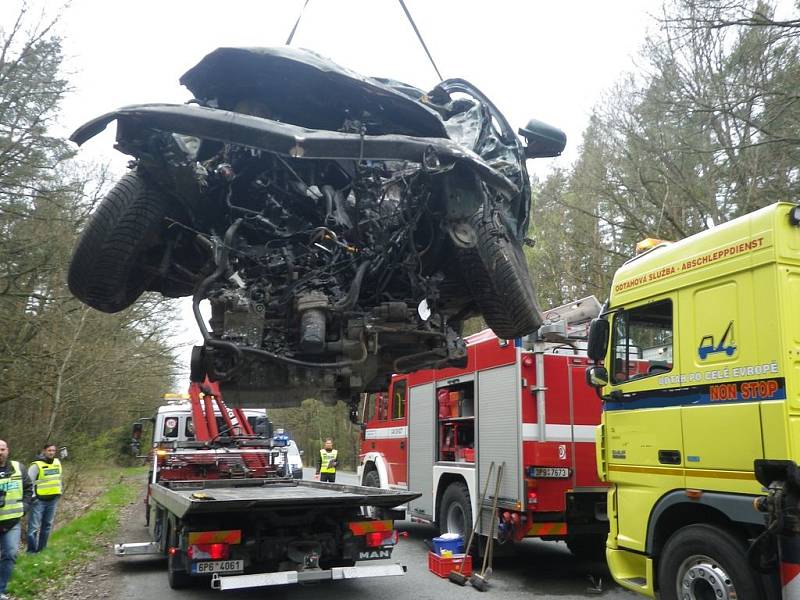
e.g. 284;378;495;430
118;381;419;591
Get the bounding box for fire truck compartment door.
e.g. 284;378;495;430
478;362;523;530
408;382;435;518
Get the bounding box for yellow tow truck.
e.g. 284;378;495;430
586;202;800;600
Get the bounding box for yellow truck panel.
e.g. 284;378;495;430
588;203;800;598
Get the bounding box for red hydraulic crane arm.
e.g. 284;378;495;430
188;382;212;441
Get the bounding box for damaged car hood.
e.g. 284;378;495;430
179;46;449;138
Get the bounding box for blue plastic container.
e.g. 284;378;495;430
432;534;464;555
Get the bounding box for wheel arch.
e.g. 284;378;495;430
434;472;471;527
647;490;764;558
360;452;390;488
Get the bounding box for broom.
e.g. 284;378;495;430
469;462;504;591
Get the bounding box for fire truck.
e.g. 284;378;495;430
119;381;418;591
358;297;608;555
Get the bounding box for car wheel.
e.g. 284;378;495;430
457;209;542;339
68;172;167;313
657;524;763;600
439;481;472;541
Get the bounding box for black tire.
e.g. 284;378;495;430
68;172;167;313
363;469;380;488
439;481;472;541
167;551;193;590
565;534;606;560
657;524;764;600
361;469;382;518
458;209;542;339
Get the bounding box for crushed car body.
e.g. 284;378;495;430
68;47;565;407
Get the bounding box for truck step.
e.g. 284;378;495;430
114;542;161;556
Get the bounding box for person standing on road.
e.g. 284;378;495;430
0;439;33;600
26;442;62;553
317;438;339;483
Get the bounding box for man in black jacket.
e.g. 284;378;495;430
0;440;33;600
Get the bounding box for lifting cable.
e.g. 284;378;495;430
397;0;444;82
286;0;311;45
286;0;444;83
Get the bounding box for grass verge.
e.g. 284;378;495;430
8;466;146;600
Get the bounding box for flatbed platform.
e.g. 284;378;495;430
151;478;419;518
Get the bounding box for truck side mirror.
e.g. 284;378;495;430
59;446;68;460
131;422;143;440
586;366;609;388
519;119;566;159
587;318;610;362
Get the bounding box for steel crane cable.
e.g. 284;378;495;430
397;0;444;82
286;0;311;45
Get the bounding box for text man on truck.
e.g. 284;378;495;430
585;202;800;600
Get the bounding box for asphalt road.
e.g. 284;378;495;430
108;470;637;599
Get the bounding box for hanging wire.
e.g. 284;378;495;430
286;0;311;45
397;0;444;82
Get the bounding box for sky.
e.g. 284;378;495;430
9;0;663;375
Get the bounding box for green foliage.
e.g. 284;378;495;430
532;0;800;305
269;398;361;471
7;466;144;599
0;4;180;462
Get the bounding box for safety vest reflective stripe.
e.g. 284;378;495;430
320;449;338;474
33;458;62;497
0;461;24;522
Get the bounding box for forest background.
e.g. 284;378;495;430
1;0;797;469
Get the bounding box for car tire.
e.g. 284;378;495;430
439;481;472;541
458;209;542;339
68;172;167;313
657;524;764;600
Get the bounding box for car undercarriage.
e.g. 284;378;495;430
68;47;565;406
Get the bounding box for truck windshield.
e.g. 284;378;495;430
612;299;673;384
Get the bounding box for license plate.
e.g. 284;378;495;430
191;560;244;574
531;467;570;478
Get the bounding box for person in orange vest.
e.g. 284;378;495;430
26;443;62;553
0;439;33;600
316;438;339;483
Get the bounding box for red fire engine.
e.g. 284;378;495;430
358;297;608;555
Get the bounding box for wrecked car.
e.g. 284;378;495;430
68;47;565;407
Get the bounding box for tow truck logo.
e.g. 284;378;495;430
698;321;736;360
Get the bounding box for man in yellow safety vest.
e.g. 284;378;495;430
0;439;32;600
317;438;339;483
26;442;62;553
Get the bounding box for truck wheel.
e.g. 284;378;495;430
439;482;472;540
168;552;192;590
361;469;382;518
363;469;380;488
658;524;763;600
68;172;168;313
457;209;542;339
566;534;606;560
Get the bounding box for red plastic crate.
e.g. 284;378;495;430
428;550;473;578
